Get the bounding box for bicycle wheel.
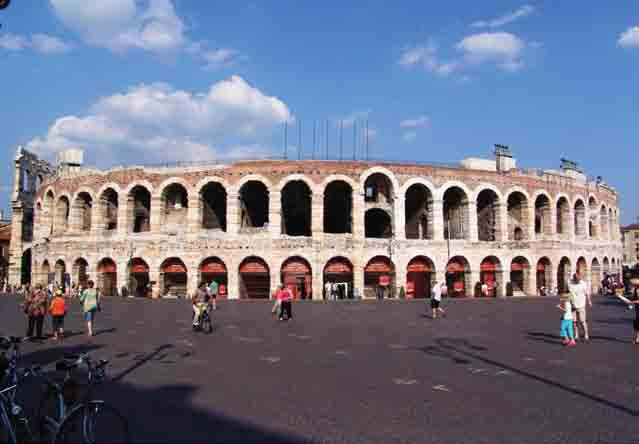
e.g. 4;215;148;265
202;315;213;334
36;380;64;443
54;401;130;444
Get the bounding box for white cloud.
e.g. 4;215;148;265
399;42;459;76
0;32;71;55
50;0;185;54
31;34;72;54
471;5;535;29
400;115;430;129
618;26;639;48
27;75;293;164
402;131;417;143
456;32;525;71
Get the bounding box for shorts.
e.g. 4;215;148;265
574;308;587;323
52;315;65;330
84;310;96;322
431;299;440;309
633;316;639;332
560;319;574;338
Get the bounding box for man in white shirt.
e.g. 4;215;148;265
430;281;446;319
569;272;592;342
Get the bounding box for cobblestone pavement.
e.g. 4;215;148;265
1;295;638;444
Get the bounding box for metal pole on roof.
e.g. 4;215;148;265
339;120;343;161
365;120;369;161
298;120;302;160
326;120;329;160
283;121;288;160
353;121;357;161
312;120;316;160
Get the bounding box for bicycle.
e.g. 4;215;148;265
38;353;130;444
193;303;213;334
0;335;44;444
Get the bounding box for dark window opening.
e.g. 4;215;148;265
162;184;188;228
201;183;227;231
364;174;393;204
324;181;352;234
405;184;433;240
477;190;499;242
240;181;269;231
102;189;119;231
443;187;468;240
507;192;528;241
130;186;151;233
534;195;551;236
281;181;312;237
76;192;93;232
365;208;392;238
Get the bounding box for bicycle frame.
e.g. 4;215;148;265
0;385;18;444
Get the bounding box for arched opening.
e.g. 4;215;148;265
510;257;530;295
603;257;610;276
96;258;117;297
407;256;435;299
281;256;312;299
600;206;608;240
239;181;269;232
54;196;70;235
364;256;395;299
128;258;150;298
588;197;599;239
72;258;89;288
556;197;570;239
45;190;55;236
557;257;572;294
534;194;552;238
161;184;188;229
160;258;187;298
536;257;553;295
100;188;119;231
201;182;227;231
324;181;352;234
323;257;353;300
608;208;614;241
479;256;502;297
507;192;529;241
22;207;33;243
281;181;312;237
239;257;270;299
591;258;601;294
41;260;51;286
577;257;588;282
574;200;586;238
21;249;32;286
476;189;500;242
446;256;471;298
443;187;469;240
405;184;433;240
74;192;93;232
54;259;67;290
129;186;151;233
365;208;392;238
199;257;228;299
364;173;394;205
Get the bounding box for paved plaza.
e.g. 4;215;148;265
1;295;638;444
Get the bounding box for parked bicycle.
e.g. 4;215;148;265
38;353;130;444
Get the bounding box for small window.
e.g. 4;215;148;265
365;186;377;202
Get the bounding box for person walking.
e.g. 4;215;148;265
79;280;100;337
430;281;446;319
631;286;639;345
557;296;576;346
569;272;592;342
208;279;218;311
48;289;66;341
23;284;48;340
192;282;209;331
279;285;294;321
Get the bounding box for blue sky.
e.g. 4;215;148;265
0;1;638;223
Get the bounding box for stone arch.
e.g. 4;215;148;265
557;257;572;294
577;256;588;283
533;191;553;238
234;174;274;192
98;186;120;231
324;180;353;234
506;189;530;241
128;184;152;233
281;180;312;237
364;255;395;299
276;174;318;194
40;260;51;285
446;256;472;298
406;255;436;299
155;177;192;199
198;257;228;299
363;172;395;205
239;256;271;299
123;179;155;196
159;257;188;298
54;194;71;235
71;257;89;287
323;256;354;300
73;189;94;232
54;258;67;289
160;182;189;229
359;167;400;196
509;256;532;295
199;181;227;231
127;258;150;298
365;208;392;238
573;198;587;238
476;187;501;242
96;258;117;297
588;196;599;239
238;179;270;232
405;183;434;240
555;194;571;239
599;204;608;240
479;256;503;297
442;184;470;240
591;258;601;294
401;177;437;197
536;257;553;295
280;256;313;299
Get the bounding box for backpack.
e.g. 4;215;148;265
50;297;66;316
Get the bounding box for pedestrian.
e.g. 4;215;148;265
272;285;283;318
49;289;66;341
23;284;47;340
279;285;294;321
430;281;446;319
481;281;489;297
631;287;639;345
569;272;592;342
441;281;448;299
324;281;332;301
557;296;576;346
208;279;218;310
192;282;209;331
79;280;100;337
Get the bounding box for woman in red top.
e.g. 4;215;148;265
279;285;294;321
23;284;48;339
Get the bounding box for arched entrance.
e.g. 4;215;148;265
54;259;67;290
21;249;32;286
510;257;530;295
577;257;588;281
364;256;395;299
591;258;601;294
558;257;572;294
97;258;117;297
160;258;187;298
72;258;89;288
239;257;270;299
281;257;312;300
446;256;471;298
536;257;553;295
41;260;51;285
480;256;502;297
128;258;150;298
406;256;435;299
323;257;353;300
199;257;228;299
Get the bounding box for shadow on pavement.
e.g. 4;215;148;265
18;344;311;444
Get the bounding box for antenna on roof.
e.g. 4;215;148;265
312;120;316;160
298;120;302;160
365;120;369;161
339;120;343;161
353;120;357;161
325;120;329;160
283;121;288;159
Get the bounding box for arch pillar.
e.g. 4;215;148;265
187;269;198;299
311;193;323;237
91;199;104;234
395;263;407;298
312;259;323;301
149;268;160;299
118;195;130;236
353;258;364;299
227;191;240;235
227;259;239;300
150;196;162;233
432;199;444;241
528;204;536;241
469;268;480;297
394;194;406;240
187;195;201;234
468;199;478;242
352;192;365;239
269;191;282;237
269;265;279;300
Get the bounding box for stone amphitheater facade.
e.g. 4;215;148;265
9;148;624;300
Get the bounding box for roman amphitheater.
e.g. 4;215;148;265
8;146;623;300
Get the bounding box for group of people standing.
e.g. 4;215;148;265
21;280;101;340
191;280;219;331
